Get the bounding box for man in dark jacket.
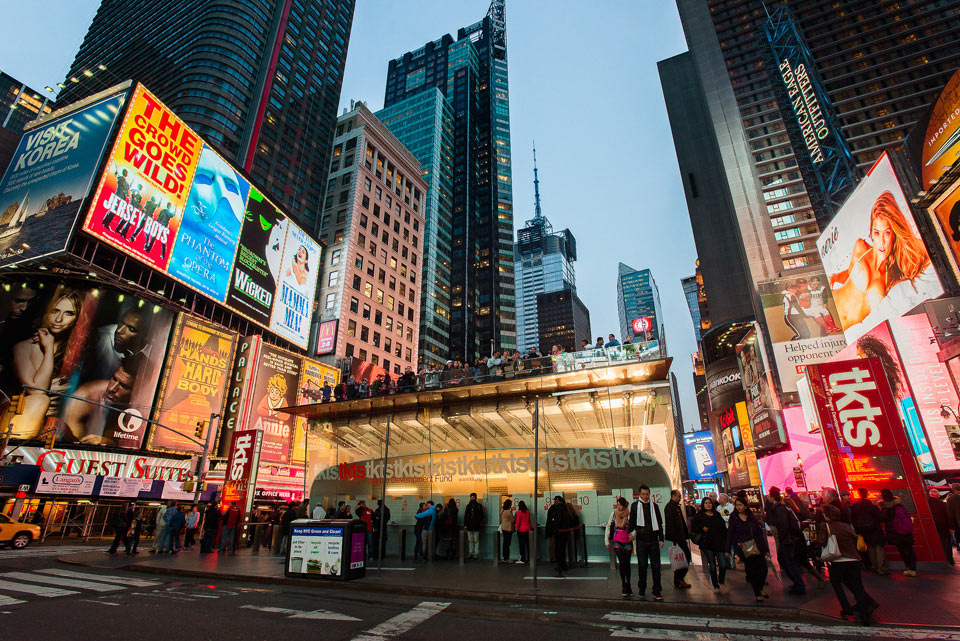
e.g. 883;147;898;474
166;506;186;553
768;487;805;595
463;493;485;560
664;490;691;590
280;501;299;554
947;483;960;559
928;489;954;565
546;496;571;576
850;488;886;574
372;500;391;560
106;502;135;555
628;485;664;601
201;501;220;554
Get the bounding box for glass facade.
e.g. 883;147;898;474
616;264;663;349
377;89;455;368
0;71;52;133
298;359;680;563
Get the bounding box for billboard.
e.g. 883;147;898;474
806;358;944;562
0;90;127;267
167;144;249;300
270;222;320;348
292;358;339;466
315;319;338;356
147;315;238;456
928;177;960;281
735;324;787;455
757;406;833;494
682;431;717;481
80;84;318;349
83;84;200;270
718;402;760;489
247;344;301;464
217;335;262;457
757;273;847;392
817;152;943;342
221;428;263;518
0;280;173;448
225;187;287;326
918;67;960;189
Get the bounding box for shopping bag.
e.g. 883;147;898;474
821;524;842;562
856;535;867;553
668;544;688;571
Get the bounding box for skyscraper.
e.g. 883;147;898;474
514;147;577;353
536;288;590;355
681;274;702;343
0;70;53;175
376;89;455;368
616;264;664;349
58;0;355;236
383;0;515;361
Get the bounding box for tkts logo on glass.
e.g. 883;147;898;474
827;366;882;449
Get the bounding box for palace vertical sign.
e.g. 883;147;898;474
806;358;943;562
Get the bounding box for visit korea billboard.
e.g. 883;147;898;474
81;84;318;348
816;152;943;343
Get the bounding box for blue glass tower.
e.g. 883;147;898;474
617;264;663;350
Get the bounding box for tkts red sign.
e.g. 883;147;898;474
806;358;943;562
221;429;262;516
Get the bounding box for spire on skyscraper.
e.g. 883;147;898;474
533;142;542;220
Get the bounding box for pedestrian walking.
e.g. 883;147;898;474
372;499;391;560
927;489;953;565
850;488;887;574
693;496;728;593
106;503;134;555
727;495;769;602
219;502;241;554
665;490;692;590
628;485;664;601
499;499;516;563
516;501;532;564
463;493;485;560
879;489;917;576
605;497;634;597
546;496;571;576
767;487;806;595
413;502;427;561
126;509;142;555
201;501;220;554
184;506;200;549
166;506;185;553
819;504;878;625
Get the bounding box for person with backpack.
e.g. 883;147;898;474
768;487;806;595
850;487;886;574
499;499;516;563
879;489;917;576
818;504;879;625
463;493;485;560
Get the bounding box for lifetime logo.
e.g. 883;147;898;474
827;367;882;449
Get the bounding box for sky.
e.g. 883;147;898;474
0;0;703;431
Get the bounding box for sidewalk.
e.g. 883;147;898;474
58;545;960;629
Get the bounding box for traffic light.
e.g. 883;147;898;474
10;395;25;415
195;419;207;439
43;431;56;449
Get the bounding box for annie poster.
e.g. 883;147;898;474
83;84;200;270
247;344;301;464
148;315;237;456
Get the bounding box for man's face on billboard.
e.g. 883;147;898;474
8;285;37;319
103;366;135;405
114;311;144;354
190;150;245;223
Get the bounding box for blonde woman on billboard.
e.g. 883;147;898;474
829;191;934;329
11;288;83;438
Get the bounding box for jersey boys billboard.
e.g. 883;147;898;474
81;84;318;348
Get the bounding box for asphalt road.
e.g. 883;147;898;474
0;547;956;641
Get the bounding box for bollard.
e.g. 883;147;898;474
492;530;500;566
459;529;465;566
399;528;407;561
608;543;616;570
252;525;262;556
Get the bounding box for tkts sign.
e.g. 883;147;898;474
221;429;262;518
806;358;943;562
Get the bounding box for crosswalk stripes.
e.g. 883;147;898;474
0;578;76;597
0;594;25;607
0;545;97;558
0;572;125;592
34;568;162;588
602;612;960;641
351;601;451;641
240;605;361;621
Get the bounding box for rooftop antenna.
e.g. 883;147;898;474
533;142;542;220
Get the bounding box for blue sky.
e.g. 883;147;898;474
0;0;702;430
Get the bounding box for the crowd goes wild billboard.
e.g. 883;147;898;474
82;84;319;348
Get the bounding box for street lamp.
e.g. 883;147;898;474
795;453;807;490
940;404;959;423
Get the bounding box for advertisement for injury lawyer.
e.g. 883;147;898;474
0;279;173;448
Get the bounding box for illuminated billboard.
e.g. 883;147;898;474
918;67;960;189
817;152;943;342
81;84;318;348
0;90;127;267
735;323;787;455
928;177;960;281
148;315;238;456
682;431;717;481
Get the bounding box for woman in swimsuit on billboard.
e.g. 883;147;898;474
829;191;930;327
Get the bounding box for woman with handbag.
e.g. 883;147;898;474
693;496;728;593
604;497;634;596
499;499;516;563
818;504;879;625
726;495;769;602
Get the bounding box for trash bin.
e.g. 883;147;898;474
285;519;367;580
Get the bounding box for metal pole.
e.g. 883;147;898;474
193;412;219;506
377;416;390;578
532;397;539;592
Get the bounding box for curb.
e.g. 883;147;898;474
58;553;845;625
